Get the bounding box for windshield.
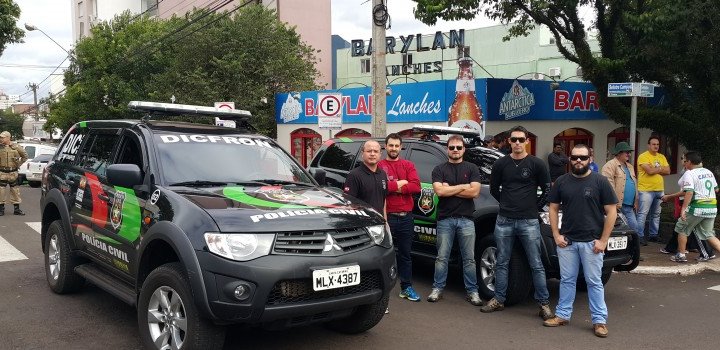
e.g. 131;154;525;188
154;133;313;186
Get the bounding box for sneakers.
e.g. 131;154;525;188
538;302;554;320
593;323;609;338
479;297;504;313
639;237;648;246
670;253;687;263
647;236;659;243
543;316;569;327
466;292;483;306
659;248;672;254
697;254;717;262
399;286;421;302
426;288;442;302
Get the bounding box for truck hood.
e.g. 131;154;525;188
175;185;384;232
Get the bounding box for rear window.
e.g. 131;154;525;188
318;142;361;171
32;154;53;162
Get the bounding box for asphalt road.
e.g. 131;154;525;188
2;187;720;350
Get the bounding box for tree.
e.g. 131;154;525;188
0;110;26;139
0;0;23;56
48;5;321;138
413;0;720;168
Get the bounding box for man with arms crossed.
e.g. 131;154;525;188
481;126;553;320
636;136;670;245
544;144;617;338
426;135;482;306
379;134;422;301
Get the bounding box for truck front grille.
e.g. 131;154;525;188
272;227;372;256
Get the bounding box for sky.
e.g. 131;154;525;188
0;0;499;103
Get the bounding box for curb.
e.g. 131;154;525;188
629;260;720;276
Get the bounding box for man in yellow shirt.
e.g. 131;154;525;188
636;136;670;245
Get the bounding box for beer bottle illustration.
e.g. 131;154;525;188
448;57;484;138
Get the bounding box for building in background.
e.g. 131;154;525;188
278;24;683;192
0;92;21;110
70;0;332;88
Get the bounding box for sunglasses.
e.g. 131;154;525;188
570;155;590;161
448;145;464;151
509;137;527;143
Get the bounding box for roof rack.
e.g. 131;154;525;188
128;101;255;131
412;124;486;146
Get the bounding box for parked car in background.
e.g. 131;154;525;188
16;141;57;185
19;153;53;187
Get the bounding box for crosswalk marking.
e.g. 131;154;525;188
26;222;42;234
709;285;720;292
0;235;28;262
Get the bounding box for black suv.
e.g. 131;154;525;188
309;125;640;304
40;102;396;350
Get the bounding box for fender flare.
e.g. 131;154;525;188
41;188;76;251
136;221;216;320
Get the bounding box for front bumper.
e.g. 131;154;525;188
196;245;397;326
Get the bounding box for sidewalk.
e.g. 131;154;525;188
629;240;720;276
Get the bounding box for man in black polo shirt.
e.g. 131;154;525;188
481;125;553;320
427;135;482;306
343;140;388;216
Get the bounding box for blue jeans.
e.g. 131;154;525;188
388;214;414;290
493;215;549;304
433;217;478;293
620;205;640;234
556;241;608;324
637;191;663;238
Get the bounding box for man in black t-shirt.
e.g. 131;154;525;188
543;144;617;339
481;126;553;320
426;135;482;306
343;140;388;216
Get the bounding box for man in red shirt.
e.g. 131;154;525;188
379;133;422;301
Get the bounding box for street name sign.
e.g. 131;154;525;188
608;83;654;97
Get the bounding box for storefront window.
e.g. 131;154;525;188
553;128;594;172
654;134;679;174
335;128;371;138
606;127;639;163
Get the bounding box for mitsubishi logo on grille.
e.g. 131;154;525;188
323;234;342;252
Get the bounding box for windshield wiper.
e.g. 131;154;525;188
250;179;313;186
169;180;229;187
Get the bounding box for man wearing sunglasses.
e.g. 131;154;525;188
427;135;482;306
544;144;618;338
481;126;553;320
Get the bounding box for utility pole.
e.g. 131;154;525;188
371;0;388;137
27;82;38;120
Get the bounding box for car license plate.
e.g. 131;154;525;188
312;265;360;291
607;236;628;251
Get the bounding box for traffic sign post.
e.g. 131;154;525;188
317;93;343;130
608;83;655;152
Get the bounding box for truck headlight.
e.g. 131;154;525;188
204;233;274;261
366;225;391;248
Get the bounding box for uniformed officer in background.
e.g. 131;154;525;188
0;131;28;216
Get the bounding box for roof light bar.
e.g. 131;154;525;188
412;124;481;137
128;101;252;118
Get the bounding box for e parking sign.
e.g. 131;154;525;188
317;93;342;129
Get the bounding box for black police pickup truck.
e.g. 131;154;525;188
40;101;396;350
308;125;640;305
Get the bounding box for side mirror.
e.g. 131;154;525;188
308;167;326;185
107;164;143;188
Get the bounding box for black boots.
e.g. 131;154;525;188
0;205;24;216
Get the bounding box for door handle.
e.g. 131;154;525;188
98;194;110;202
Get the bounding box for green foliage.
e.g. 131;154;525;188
413;0;720;170
48;5;321;138
0;110;26;139
0;0;23;56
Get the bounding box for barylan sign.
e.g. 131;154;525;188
351;29;465;57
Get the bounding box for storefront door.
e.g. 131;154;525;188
290;128;322;168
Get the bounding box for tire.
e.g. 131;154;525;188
138;263;226;350
325;294;389;334
476;236;532;306
576;270;612;292
44;220;85;293
29;181;41;188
